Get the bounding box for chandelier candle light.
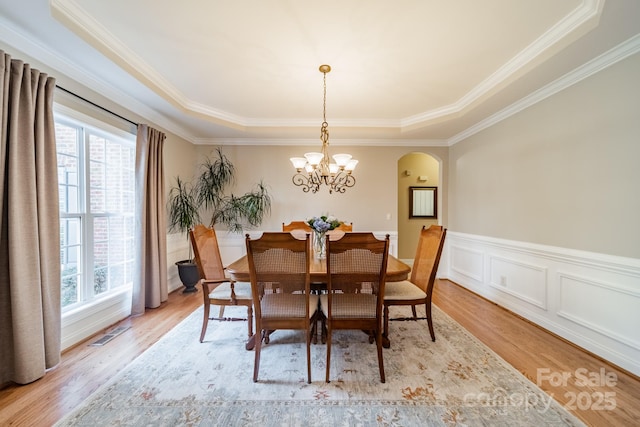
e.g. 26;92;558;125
290;65;358;194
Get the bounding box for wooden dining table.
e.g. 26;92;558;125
226;252;411;283
226;249;411;350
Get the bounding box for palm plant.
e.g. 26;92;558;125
168;147;272;251
167;147;271;292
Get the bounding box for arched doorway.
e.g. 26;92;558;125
397;152;441;260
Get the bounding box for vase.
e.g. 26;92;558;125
175;260;200;294
314;231;327;258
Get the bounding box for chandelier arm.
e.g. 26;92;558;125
330;173;356;194
292;173;319;193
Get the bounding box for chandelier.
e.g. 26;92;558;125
290;65;358;194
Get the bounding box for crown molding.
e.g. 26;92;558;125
193;138;448;147
52;0;602;132
0;11;198;143
4;0;623;148
401;0;602;129
447;33;640;146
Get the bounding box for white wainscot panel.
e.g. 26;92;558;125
558;273;640;352
167;232;190;292
489;255;547;310
450;245;484;282
442;231;640;376
218;232;250;266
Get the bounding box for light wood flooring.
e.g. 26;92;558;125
0;279;638;426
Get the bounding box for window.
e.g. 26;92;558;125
56;113;135;311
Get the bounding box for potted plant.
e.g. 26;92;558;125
168;177;201;293
168;147;272;292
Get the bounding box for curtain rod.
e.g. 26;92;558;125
55;85;139;127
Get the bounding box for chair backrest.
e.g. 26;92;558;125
282;221;312;232
335;222;353;232
282;221;313;240
326;232;389;298
189;224;225;281
245;232;311;317
410;225;447;294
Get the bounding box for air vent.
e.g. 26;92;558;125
89;325;130;346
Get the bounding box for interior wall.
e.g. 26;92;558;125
397;153;441;259
448;52;640;259
192;144;449;236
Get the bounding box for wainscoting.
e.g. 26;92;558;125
66;228;639;377
444;231;640;377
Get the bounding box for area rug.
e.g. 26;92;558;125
55;304;584;426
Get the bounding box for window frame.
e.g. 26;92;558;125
55;104;136;314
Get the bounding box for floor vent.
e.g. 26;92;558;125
89;325;130;347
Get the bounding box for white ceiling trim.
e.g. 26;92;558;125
193;138;449;147
401;0;602;129
447;33;640;146
0;13;198;142
51;0;602;133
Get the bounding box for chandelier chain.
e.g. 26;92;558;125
290;64;357;194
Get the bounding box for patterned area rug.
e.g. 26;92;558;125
56;304;583;426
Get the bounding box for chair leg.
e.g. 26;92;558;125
411;304;418;318
426;302;435;342
247;305;254;339
306;326;312;384
310;312;318;344
253;330;262;382
376;329;385;383
382;304;390;348
321;314;327;344
325;325;332;383
219;306;225;318
200;302;210;343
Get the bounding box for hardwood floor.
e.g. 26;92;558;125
433;279;640;427
1;280;638;426
0;290;202;427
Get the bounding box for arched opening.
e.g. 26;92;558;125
397;152;442;260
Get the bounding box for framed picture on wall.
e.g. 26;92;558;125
409;186;437;219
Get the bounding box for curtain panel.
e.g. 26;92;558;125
0;50;61;385
132;124;168;315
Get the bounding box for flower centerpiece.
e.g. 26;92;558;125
306;215;342;258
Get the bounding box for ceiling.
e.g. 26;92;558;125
0;0;638;145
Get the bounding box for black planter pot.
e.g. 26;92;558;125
175;260;200;293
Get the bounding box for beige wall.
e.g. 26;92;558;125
193;145;448;241
12;38;638;260
448;52;640;259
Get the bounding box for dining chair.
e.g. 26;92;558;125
282;220;312;240
282;221;313;232
190;224;253;344
383;225;446;347
321;232;390;383
245;232;317;383
336;222;353;232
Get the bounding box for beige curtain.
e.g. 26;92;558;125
0;51;61;385
132;124;168;315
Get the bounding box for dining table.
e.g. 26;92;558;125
226;251;410;283
226;247;411;350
